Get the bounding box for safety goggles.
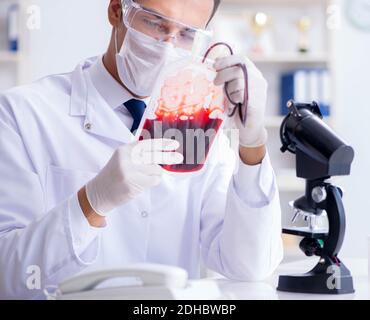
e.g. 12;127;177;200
121;0;213;53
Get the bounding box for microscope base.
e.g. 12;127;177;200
277;259;355;295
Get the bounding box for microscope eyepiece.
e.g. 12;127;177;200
280;101;354;180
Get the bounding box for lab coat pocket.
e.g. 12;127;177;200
45;165;97;211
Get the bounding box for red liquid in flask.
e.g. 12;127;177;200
139;67;225;173
140;109;223;173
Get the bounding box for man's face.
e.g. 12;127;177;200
107;0;215;96
113;0;215;45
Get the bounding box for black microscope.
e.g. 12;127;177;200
277;100;355;294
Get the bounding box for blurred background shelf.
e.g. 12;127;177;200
266;115;333;128
0;51;20;63
0;0;21;90
250;53;329;65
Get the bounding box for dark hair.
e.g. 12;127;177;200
208;0;221;24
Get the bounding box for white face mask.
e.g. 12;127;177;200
115;28;191;97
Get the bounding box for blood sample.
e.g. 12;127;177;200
139;63;225;173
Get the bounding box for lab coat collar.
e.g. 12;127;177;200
87;55;149;109
70;58;93;117
70;57;135;144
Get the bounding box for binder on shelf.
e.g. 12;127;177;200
280;69;331;117
319;70;331;116
7;3;19;52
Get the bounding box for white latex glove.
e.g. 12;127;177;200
86;139;183;216
214;54;268;148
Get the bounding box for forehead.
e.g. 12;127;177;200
135;0;214;29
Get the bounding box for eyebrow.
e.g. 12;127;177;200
140;4;165;19
139;3;199;30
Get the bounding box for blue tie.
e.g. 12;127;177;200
124;99;147;133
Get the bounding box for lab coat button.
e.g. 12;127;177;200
85;123;92;130
141;211;149;218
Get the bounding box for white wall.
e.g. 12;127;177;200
20;0;111;83
333;0;370;258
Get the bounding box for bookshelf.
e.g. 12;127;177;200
0;0;22;91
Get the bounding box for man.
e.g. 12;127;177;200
0;0;283;299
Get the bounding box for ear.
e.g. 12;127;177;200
108;0;123;28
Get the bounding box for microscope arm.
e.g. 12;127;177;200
320;185;346;258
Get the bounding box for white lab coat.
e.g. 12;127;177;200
0;57;283;299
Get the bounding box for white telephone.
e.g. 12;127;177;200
46;263;221;300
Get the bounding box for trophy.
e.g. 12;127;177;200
297;16;312;53
249;12;274;56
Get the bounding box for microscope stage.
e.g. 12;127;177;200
282;227;328;239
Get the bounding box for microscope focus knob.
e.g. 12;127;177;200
311;186;327;204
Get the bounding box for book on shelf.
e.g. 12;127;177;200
280;69;331;116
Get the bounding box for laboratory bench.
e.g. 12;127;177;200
209;258;369;300
51;258;369;300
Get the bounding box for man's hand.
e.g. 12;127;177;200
80;139;183;225
214;55;268;165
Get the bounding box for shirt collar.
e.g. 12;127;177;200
87;55;149;109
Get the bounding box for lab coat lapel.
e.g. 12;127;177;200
69;58;135;144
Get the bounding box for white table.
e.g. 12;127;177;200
54;258;369;300
210;258;369;300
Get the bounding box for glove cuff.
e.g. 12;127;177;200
239;127;268;148
85;180;109;217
